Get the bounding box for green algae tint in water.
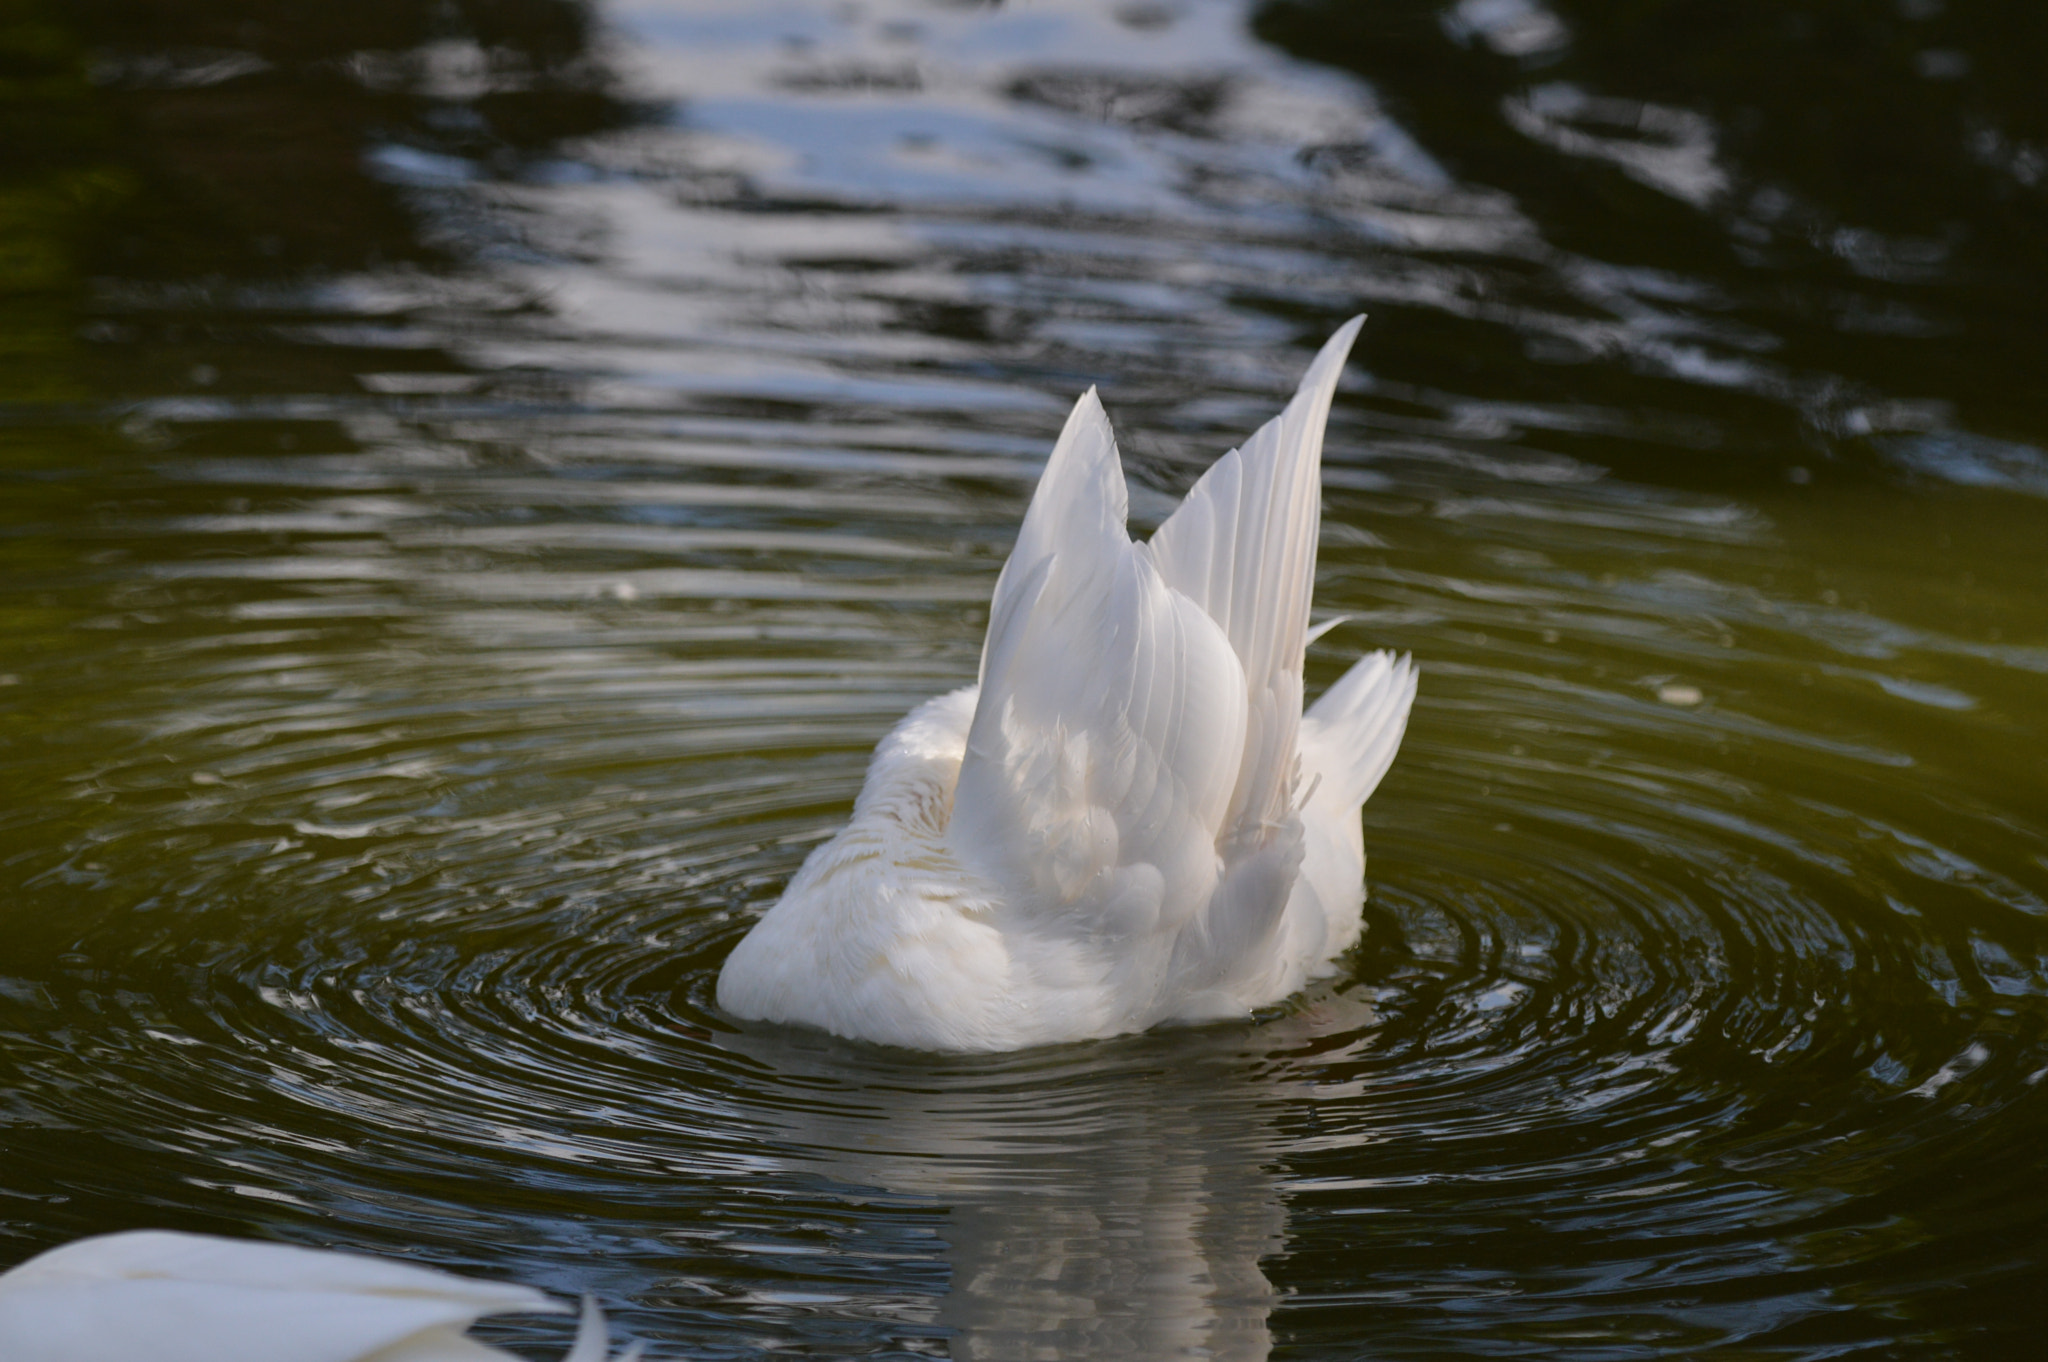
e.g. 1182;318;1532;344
3;0;2048;1357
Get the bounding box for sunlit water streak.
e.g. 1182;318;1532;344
3;0;2048;1357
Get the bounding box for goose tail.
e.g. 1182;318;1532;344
1301;651;1417;813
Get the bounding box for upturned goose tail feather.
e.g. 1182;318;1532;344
717;316;1418;1050
1302;651;1417;815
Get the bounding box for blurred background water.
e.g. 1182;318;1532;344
2;0;2046;1356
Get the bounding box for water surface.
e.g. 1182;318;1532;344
3;1;2046;1356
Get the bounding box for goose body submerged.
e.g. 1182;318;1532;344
718;318;1416;1051
0;1230;640;1362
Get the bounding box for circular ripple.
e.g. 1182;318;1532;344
9;599;2045;1356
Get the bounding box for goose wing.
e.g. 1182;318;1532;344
949;319;1364;1015
1146;317;1364;856
951;390;1248;983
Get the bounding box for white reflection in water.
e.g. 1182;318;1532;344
717;991;1377;1360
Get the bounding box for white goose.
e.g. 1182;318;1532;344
0;1230;642;1362
718;317;1416;1051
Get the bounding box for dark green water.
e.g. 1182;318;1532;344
3;1;2047;1356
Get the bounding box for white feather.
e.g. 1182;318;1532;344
0;1231;639;1362
717;317;1417;1051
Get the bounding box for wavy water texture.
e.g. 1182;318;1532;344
2;0;2047;1358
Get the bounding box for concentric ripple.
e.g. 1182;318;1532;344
5;0;2048;1357
6;393;2044;1356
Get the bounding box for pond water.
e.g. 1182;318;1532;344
3;0;2046;1356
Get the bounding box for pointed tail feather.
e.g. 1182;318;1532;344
1146;316;1366;845
1301;652;1416;812
567;1294;645;1362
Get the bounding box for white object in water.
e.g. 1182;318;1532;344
0;1230;642;1362
718;317;1417;1051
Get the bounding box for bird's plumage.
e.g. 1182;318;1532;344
0;1231;639;1362
717;318;1416;1051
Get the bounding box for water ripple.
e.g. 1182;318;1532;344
3;0;2047;1356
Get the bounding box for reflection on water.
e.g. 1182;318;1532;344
719;1013;1353;1361
2;0;2047;1357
